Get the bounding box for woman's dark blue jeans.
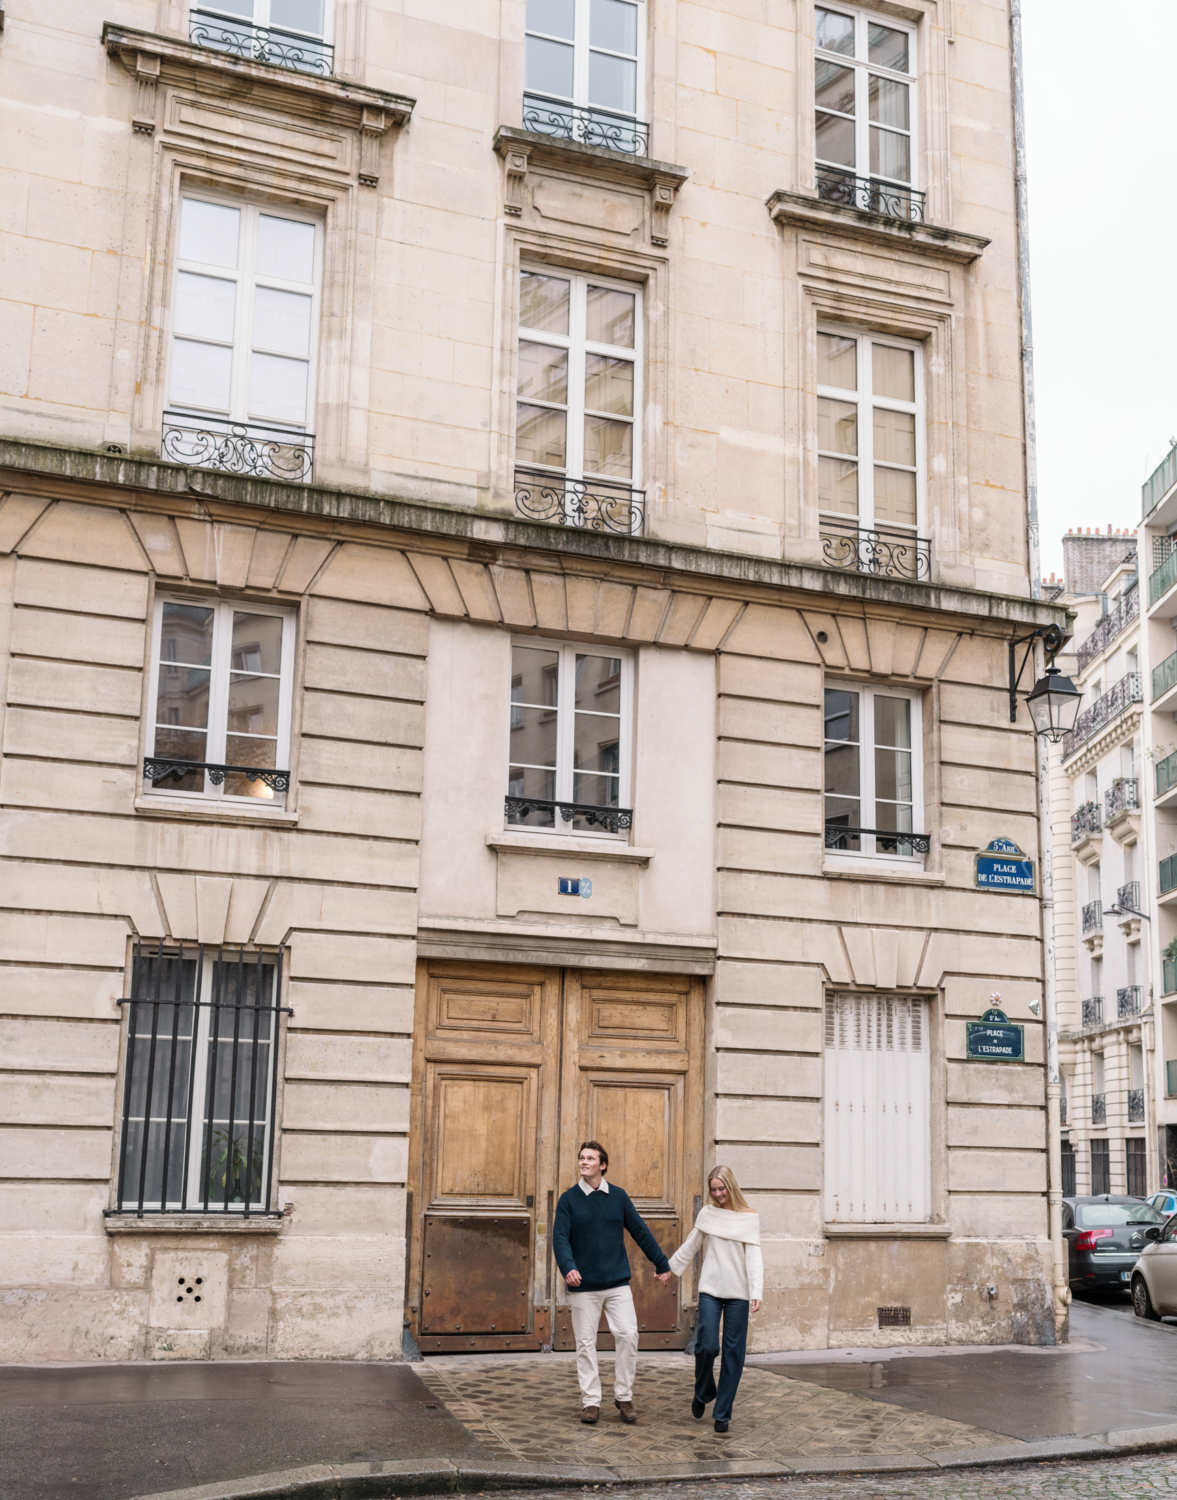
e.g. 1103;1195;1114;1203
693;1292;749;1422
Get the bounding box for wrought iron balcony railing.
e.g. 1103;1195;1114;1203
1160;854;1177;896
1081;996;1104;1029
1059;1096;1068;1126
504;795;632;835
1091;1092;1107;1125
1105;778;1139;825
1155;650;1177;702
513;467;644;535
189;8;333;74
1128;1088;1146;1123
1061;673;1142;761
824;825;930;856
1070;801;1101;845
1116;881;1142;913
144;757;290;793
521;95;649;156
1159;751;1177;799
1076;584;1138;674
162;413;314;483
1081;900;1103;935
1117;985;1143;1020
820;517;930;581
815;166;926;223
1150;542;1177;607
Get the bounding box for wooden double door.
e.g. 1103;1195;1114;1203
407;961;704;1353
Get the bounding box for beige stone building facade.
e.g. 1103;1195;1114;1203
0;0;1069;1361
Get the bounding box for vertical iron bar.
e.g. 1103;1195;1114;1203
223;946;244;1212
134;938;166;1216
115;940;145;1212
263;948;283;1214
159;939;185;1211
179;944;202;1210
243;948;263;1218
200;946;220;1212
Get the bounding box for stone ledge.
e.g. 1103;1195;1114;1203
0;439;1072;633
823;1222;953;1239
494;126;688;188
487;832;654;865
767;190;990;264
104;1214;284;1235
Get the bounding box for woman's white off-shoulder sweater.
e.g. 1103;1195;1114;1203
668;1205;763;1301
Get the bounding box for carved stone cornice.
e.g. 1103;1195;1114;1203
494;127;687;246
102;22;413;183
766;189;989;265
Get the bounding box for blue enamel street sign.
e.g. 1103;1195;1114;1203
974;838;1035;895
965;1007;1025;1062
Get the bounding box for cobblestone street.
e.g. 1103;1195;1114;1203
479;1454;1177;1500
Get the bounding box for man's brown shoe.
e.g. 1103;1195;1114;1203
615;1399;637;1424
581;1406;599;1424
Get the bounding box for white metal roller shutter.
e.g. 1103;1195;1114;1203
823;992;930;1223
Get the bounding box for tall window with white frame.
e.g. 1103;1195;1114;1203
817;328;927;578
524;0;647;155
514;266;644;534
505;640;632;835
144;597;296;807
815;5;919;220
114;942;284;1216
824;683;924;860
163;195;321;481
189;1;334;75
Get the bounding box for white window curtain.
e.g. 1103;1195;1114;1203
824;992;931;1223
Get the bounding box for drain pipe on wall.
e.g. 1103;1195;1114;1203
1010;0;1070;1342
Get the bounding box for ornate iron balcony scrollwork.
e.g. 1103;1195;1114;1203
815;167;926;223
162;413;314;483
1091;1092;1107;1126
521;94;649;156
1061;672;1143;761
189;9;333;75
144;758;290;793
1081;900;1102;935
513;467;644;535
504;795;632;834
1081;997;1104;1029
1128;1088;1145;1124
1116;881;1142;913
1076;584;1138;676
821;518;930;581
1070;800;1101;845
824;825;930;855
1106;779;1139;825
1117;984;1143;1020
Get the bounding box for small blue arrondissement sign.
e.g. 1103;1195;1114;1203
965;1007;1025;1062
974;838;1035;895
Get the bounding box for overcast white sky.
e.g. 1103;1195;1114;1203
1021;1;1177;579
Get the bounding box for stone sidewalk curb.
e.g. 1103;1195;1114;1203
118;1425;1177;1500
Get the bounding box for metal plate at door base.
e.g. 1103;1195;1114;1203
420;1215;531;1336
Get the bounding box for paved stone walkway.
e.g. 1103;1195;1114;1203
416;1357;1011;1465
467;1454;1177;1500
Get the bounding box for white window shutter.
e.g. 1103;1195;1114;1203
824;992;930;1223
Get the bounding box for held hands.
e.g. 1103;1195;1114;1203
655;1271;672;1285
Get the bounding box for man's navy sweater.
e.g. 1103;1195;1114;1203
552;1182;670;1291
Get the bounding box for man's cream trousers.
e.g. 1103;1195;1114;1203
568;1284;639;1406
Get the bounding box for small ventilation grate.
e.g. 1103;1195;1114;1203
877;1305;911;1327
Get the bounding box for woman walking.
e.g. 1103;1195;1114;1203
668;1166;762;1432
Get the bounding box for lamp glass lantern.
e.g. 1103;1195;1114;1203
1025;666;1082;743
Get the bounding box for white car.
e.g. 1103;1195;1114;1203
1131;1213;1177;1318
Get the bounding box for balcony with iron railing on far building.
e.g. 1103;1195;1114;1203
1117;984;1143;1020
189;7;333;75
1081;900;1103;935
1061;673;1143;762
1071;800;1101;848
815;166;926;223
1076;582;1139;675
1091;1092;1107;1125
1105;778;1139;828
1081;996;1104;1030
522;95;649;156
1128;1088;1146;1123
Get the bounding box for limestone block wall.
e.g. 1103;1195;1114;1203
0;489;427;1360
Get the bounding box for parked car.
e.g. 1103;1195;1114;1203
1063;1196;1166;1291
1132;1212;1177;1319
1148;1190;1177;1219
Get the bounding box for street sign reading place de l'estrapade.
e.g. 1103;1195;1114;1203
974;838;1035;895
965;1007;1025;1062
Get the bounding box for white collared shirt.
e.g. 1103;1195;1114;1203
577;1177;609;1195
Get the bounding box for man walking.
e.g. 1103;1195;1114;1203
552;1140;671;1425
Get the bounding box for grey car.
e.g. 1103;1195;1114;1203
1132;1211;1177;1318
1063;1195;1165;1291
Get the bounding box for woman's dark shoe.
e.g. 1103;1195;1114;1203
691;1397;705;1419
714;1419;729;1433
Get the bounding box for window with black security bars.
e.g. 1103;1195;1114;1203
111;943;287;1217
1061;1140;1076;1197
1090;1138;1111;1196
1126;1137;1148;1198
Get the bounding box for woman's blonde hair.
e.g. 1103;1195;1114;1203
707;1164;752;1213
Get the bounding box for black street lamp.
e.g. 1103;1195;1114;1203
1009;625;1082;742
